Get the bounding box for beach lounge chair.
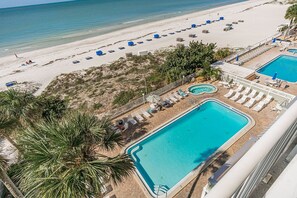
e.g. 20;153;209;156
247;90;257;98
244;98;256;108
178;89;188;97
224;89;235;98
235;84;244;92
173;92;183;99
255;92;265;101
134;113;144;122
237;95;248;104
230;92;241;101
253;101;266;112
263;95;273;105
127;115;137;125
169;95;179;102
164;97;174;104
242;87;251;95
272;103;283;112
142;110;152;118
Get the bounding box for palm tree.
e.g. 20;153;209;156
0;113;20;150
284;4;297;38
198;63;222;81
16;113;134;198
0;155;24;198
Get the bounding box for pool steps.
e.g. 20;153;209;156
154;184;169;197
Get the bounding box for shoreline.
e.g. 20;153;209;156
0;0;289;94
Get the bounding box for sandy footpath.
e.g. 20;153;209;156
0;0;289;94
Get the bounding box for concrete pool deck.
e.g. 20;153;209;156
103;82;279;198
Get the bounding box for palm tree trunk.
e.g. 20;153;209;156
0;170;24;198
4;135;20;152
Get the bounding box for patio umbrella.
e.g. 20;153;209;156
272;72;278;80
146;95;161;103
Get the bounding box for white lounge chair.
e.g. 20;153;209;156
142;110;152;118
263;95;273;105
224;89;235;98
134;113;144;122
235;84;244;92
127;115;137;125
244;98;256;108
230;92;241;101
164;97;174;104
170;95;179;102
173;92;183;99
253;101;266;112
242;87;251;95
272;103;283;112
255;92;265;102
247;90;257;98
237;95;248;104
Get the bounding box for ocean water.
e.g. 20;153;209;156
0;0;245;57
127;100;249;195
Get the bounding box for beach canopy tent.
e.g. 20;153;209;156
5;81;16;87
191;24;196;28
272;38;276;43
272;72;278;80
206;20;211;24
128;41;134;46
220;16;224;20
146;94;162;104
153;34;160;38
96;50;103;56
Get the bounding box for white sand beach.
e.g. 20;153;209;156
0;0;289;94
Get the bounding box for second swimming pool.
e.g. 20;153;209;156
127;99;251;197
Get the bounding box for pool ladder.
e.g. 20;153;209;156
154;184;168;198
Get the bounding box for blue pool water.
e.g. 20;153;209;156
127;100;250;195
188;84;217;95
287;49;297;54
257;55;297;83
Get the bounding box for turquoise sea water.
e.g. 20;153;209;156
188;84;217;95
257;55;297;82
0;0;245;57
127;100;249;195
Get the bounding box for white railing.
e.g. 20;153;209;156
222;73;295;106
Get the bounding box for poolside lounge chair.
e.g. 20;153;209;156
169;95;179;102
237;95;248;104
242;87;251;95
173;92;183;100
230;92;241;101
164;97;174;104
255;92;265;102
178;89;188;97
244;98;256;108
134;113;144;122
235;84;244;92
142;110;152;118
272;103;283;112
127;115;137;125
253;101;266;112
263;95;273;105
224;89;235;98
247;90;257;98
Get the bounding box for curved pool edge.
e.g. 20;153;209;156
188;83;218;96
124;98;255;198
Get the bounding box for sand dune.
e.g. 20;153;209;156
0;0;289;94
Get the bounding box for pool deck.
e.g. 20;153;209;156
242;46;297;96
103;81;279;198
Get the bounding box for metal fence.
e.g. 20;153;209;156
108;74;195;119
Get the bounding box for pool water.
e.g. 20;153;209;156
188;84;217;95
287;49;297;54
127;100;250;196
257;55;297;82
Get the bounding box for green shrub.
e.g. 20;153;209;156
112;90;135;106
93;103;103;110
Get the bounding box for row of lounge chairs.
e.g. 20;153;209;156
224;84;273;112
233;45;273;65
126;89;188;126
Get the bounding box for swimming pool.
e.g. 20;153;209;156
188;84;217;95
126;99;252;197
257;55;297;83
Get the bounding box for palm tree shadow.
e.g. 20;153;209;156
123;121;150;144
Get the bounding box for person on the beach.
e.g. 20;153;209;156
14;53;18;58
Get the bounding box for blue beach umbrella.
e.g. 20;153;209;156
191;24;196;28
153;34;160;38
236;55;239;62
128;41;134;46
96;50;103;56
206;20;211;24
219;16;224;20
272;72;278;80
